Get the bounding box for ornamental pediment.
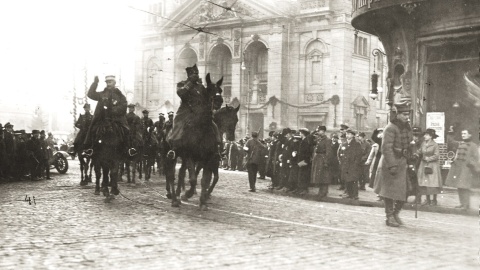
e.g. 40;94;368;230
160;0;284;31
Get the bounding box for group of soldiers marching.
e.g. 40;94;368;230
0;122;56;181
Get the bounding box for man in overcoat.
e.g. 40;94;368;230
286;133;301;193
296;128;313;195
276;128;292;191
338;128;363;200
357;132;372;190
445;128;479;210
374;102;413;227
4;122;16;179
26;130;42;181
244;131;266;192
311;126;332;198
74;103;92;153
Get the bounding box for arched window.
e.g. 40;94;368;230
147;60;161;94
304;40;327;92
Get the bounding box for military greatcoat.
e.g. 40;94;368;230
74;112;92;146
311;134;332;184
338;138;363;183
445;138;480;189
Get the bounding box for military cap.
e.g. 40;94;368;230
340;124;349;130
159;113;165;117
393;101;411;113
186;64;199;77
5;122;13;128
273;132;280;138
358;132;366;137
317;125;327;132
32;130;40;134
331;134;339;139
83;103;90;109
40;130;45;135
290;129;297;134
268;130;275;137
142;109;149;114
167;111;174;116
251;131;259;138
19;130;26;134
412;127;423;135
105;75;116;82
299;128;310;136
345;128;356;135
293;134;301;140
127;103;136;108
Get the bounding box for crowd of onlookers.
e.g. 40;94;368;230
223;123;478;210
0;122;57;181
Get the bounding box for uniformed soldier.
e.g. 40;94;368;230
154;113;166;174
141;109;154;139
338;128;363;200
83;75;129;154
164;111;174;135
357;132;372;190
14;130;28;180
311;126;333;198
126;104;142;150
39;130;52;180
74;103;93;153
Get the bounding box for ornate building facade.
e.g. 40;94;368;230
135;0;388;138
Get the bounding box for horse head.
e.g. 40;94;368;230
206;73;224;110
214;104;240;141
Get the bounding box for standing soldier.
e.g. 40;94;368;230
26;130;42;181
15;131;29;180
164;111;174;135
338;129;363;200
311;126;332;199
39;130;53;180
296;128;313;195
141;110;154;139
74;103;93;155
126;104;143;147
154;112;166;174
374;102;413;227
357;132;372;191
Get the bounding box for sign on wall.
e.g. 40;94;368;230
426;112;445;143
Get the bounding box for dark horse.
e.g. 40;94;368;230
164;74;223;210
77;145;93;186
194;104;240;197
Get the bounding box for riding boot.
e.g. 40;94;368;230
393;200;404;225
384;198;400;227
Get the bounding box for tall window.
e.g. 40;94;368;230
304;40;326;92
354;36;368;56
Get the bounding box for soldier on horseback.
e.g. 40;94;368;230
168;64;223;156
83;75;129;155
141;109;154;139
74;103;92;153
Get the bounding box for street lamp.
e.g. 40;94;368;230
370;48;387;100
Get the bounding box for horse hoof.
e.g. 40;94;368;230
111;187;120;195
200;205;208;211
166;193;172;199
171;201;180;207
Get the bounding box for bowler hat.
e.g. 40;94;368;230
142;109;149;114
251;131;259;138
317;125;326;132
425;128;439;139
40;130;45;135
281;128;291;136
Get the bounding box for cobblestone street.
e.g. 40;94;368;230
1;161;479;270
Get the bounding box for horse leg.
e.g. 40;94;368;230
207;164;219;197
165;158;179;206
79;158;86;186
184;158;197;199
110;161;120;196
200;164;212;211
94;163;101;195
126;160;131;183
88;159;93;182
178;160;186;194
101;165;110;197
138;159;143;179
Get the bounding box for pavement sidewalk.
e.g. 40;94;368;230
263;180;479;216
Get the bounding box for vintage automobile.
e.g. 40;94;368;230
49;149;69;174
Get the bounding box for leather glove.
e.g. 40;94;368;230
388;166;398;175
94;76;99;84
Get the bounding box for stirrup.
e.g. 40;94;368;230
83;149;93;157
167;150;176;160
128;148;137;157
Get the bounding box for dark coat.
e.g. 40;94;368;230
4;132;15;157
26;138;42;161
126;112;143;146
338;138;363;183
74;112;92;145
84;82;128;145
445;138;480;189
311;134;332;184
297;137;313;184
374;121;413;201
141;117;154;135
229;142;239;169
245;138;266;165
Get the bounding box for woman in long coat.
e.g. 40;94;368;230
415;129;442;206
445;129;479;209
367;128;383;188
